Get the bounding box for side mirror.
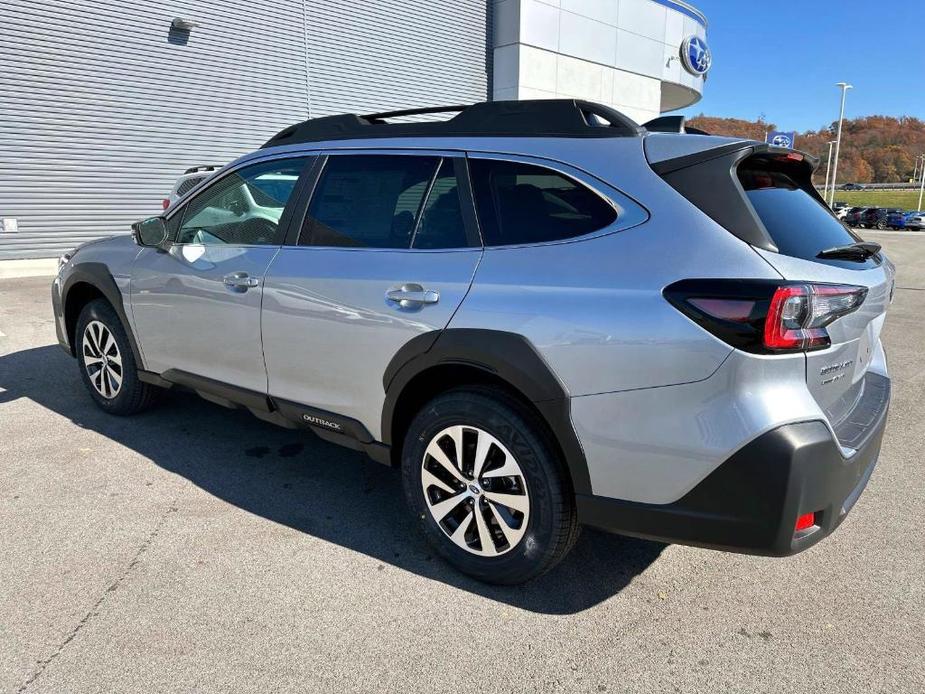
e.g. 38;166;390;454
131;217;168;249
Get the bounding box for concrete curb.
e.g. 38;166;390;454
0;258;58;279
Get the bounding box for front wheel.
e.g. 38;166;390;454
876;221;887;230
75;299;161;415
401;387;579;584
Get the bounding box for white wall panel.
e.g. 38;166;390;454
618;0;668;41
0;0;310;259
559;11;617;66
519;0;561;51
303;0;488;118
0;0;489;259
493;0;706;126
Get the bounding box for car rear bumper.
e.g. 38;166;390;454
576;373;890;556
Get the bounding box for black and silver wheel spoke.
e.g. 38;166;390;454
421;425;530;557
81;320;123;400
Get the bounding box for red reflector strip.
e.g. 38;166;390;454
772;153;804;162
688;298;755;323
795;512;816;532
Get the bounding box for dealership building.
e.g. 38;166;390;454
1;0;708;259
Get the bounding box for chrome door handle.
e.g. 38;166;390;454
223;272;260;290
385;283;440;308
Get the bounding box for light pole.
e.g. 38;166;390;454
829;82;853;205
823;140;836;206
918;154;925;211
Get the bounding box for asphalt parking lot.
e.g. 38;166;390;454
1;232;923;694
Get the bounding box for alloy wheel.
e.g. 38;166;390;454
420;425;530;556
82;320;123;399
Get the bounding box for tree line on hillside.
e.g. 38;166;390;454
686;114;925;184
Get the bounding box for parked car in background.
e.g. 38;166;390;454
860;207;893;230
887;209;909;229
832;201;849;220
162;165;222;210
844;207;868;227
906;212;925;230
52;100;894;584
842;182;865;191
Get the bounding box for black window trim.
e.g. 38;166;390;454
165;153;317;248
408;159;442;249
291;148;482;251
463;151;648;249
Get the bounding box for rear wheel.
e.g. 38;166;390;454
876;220;887;230
401;387;579;584
76;299;161;415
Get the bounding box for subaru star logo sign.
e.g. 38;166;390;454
681;36;711;76
771;133;793;148
766;131;797;149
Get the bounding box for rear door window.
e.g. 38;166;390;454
411;159;469;249
302;154;439;248
469;159;617;246
738;160;879;269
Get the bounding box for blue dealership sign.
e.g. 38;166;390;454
767;131;796;148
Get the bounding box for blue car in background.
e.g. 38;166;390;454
888;210;908;229
905;212;925;231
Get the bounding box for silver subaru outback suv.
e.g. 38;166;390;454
53;100;893;584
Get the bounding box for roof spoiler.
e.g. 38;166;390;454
642;115;710;135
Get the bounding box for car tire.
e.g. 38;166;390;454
876;221;886;230
75;298;161;415
401;386;580;584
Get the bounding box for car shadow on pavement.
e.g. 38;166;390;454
0;345;665;615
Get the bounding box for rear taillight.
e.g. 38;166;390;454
765;284;865;350
162;198;170;210
664;279;867;354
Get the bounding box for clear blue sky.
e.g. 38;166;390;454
678;1;925;131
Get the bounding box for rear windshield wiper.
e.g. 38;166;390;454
816;241;881;261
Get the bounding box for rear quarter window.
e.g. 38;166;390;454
469;159;617;246
738;161;879;269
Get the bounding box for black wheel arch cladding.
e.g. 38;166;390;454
382;328;592;496
63;262;144;367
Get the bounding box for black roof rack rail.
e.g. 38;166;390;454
261;99;643;148
642;115;710;135
183;164;221;174
363;105;470;122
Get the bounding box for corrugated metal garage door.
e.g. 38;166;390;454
304;0;489;117
0;0;489;260
0;0;310;259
